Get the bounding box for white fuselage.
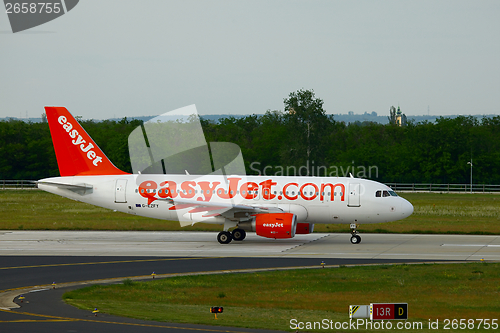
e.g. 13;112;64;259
38;174;413;226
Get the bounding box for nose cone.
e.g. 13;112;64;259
400;198;414;218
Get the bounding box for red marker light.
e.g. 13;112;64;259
210;306;223;313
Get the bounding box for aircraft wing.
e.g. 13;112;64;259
157;197;283;218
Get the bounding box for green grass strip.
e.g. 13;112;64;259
64;263;500;332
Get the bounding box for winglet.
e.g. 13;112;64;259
45;106;129;176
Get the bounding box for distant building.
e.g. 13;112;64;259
395;106;407;126
388;105;407;126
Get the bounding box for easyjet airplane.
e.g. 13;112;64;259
38;107;413;244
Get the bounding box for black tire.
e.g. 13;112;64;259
350;235;361;244
232;228;246;241
217;231;232;244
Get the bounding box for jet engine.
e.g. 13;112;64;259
295;223;314;234
238;213;297;239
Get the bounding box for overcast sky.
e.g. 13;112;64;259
1;0;499;119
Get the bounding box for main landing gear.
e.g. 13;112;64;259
217;228;246;244
231;228;246;241
350;223;361;244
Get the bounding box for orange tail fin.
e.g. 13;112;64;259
45;106;129;176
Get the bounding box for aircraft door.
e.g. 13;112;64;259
348;183;360;207
115;179;127;203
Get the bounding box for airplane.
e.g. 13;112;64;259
37;106;413;244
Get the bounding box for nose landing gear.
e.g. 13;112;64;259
350;223;361;244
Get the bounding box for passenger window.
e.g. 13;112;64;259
376;190;381;197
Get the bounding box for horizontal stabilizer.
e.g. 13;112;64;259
37;181;93;195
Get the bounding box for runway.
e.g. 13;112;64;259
0;256;421;333
1;231;499;332
1;231;500;260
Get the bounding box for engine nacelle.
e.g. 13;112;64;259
295;223;314;234
238;213;297;239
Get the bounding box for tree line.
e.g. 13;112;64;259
1;90;499;184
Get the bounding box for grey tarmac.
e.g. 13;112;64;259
0;230;499;333
1;231;499;260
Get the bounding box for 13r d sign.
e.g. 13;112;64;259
370;303;408;320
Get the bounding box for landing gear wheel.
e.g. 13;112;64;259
232;228;246;241
349;223;361;244
350;235;361;244
217;231;232;244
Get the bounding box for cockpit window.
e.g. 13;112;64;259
376;190;398;197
